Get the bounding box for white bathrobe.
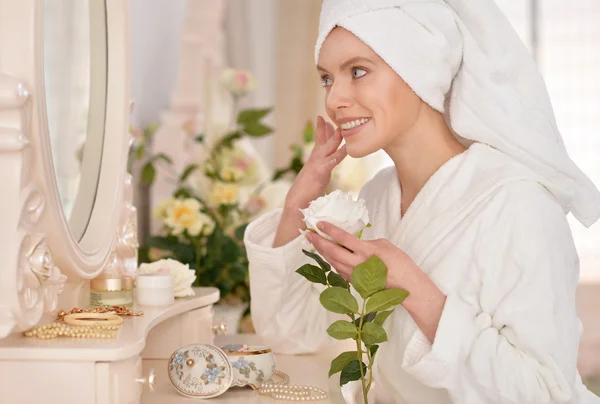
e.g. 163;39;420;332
244;143;599;404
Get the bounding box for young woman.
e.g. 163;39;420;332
244;0;600;402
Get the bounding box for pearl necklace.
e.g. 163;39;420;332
258;371;328;401
24;321;121;339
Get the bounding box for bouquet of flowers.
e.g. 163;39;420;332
132;68;292;312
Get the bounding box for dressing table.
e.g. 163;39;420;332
0;1;220;403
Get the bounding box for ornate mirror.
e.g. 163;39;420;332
43;0;108;241
0;0;133;337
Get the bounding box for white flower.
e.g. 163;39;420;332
137;259;196;298
300;190;369;240
220;68;258;96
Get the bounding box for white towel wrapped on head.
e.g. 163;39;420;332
315;0;600;227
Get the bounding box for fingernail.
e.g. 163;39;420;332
317;222;325;230
305;232;313;241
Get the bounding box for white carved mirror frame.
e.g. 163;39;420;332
0;0;134;338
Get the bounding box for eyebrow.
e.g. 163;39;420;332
317;56;374;73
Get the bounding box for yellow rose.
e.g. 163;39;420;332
209;182;239;206
153;198;175;220
164;198;212;236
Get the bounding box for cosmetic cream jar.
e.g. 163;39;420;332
90;276;134;307
135;273;174;306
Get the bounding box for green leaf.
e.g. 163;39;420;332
243;122;272;137
220;131;242;148
327;272;348;288
353;312;376;328
328;351;359;377
351;255;388;299
361;322;388;346
295;264;328;286
153;152;173;164
141;162;156;185
237;108;272;125
302;121;315;143
326;320;358;340
146;236;195;264
369;345;379;360
373;310;394;326
135;145;144;160
302;249;331;272
234;223;248;241
320;287;358;315
365;289;409;314
272;168;290;181
179;164;199;182
173;187;192;199
291;156;303;173
340;360;366;386
194;134;205;143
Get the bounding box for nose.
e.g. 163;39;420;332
325;81;353;112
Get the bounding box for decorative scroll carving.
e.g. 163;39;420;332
0;73;67;336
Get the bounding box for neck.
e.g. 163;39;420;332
384;103;467;210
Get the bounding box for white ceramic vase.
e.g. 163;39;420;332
213;302;248;335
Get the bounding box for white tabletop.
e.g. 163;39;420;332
0;287;219;361
141;334;351;404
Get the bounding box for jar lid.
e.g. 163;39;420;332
90;276;134;291
168;344;233;398
136;273;174;288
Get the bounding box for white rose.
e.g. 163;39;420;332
137;258;196;298
300;190;369;240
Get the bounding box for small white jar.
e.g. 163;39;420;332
135;273;174;306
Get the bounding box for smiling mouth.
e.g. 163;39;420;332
340;118;371;131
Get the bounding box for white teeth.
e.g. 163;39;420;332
340;118;370;130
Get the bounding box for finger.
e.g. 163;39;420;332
315;116;327;145
319;144;347;172
325;120;335;141
316;221;364;254
322;128;343;156
308;232;362;269
310;243;353;279
322;256;353;280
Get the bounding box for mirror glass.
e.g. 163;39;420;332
43;0;108;241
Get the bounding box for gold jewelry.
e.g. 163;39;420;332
258;371;328;401
57;305;143;321
63;312;124;327
24;322;121;339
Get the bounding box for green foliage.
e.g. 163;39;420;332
300;252;410;403
130;80;279;308
329;351;359;377
296;264;328;286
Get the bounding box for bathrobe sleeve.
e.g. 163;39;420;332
244;171;389;355
244;209;344;354
401;181;584;404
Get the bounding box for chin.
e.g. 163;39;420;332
345;141;378;158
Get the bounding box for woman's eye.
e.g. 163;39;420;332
321;76;333;87
353;68;367;78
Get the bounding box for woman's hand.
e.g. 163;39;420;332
306;221;447;343
284;116;347;210
305;221;415;289
273;116;346;248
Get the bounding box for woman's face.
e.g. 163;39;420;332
317;27;423;158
